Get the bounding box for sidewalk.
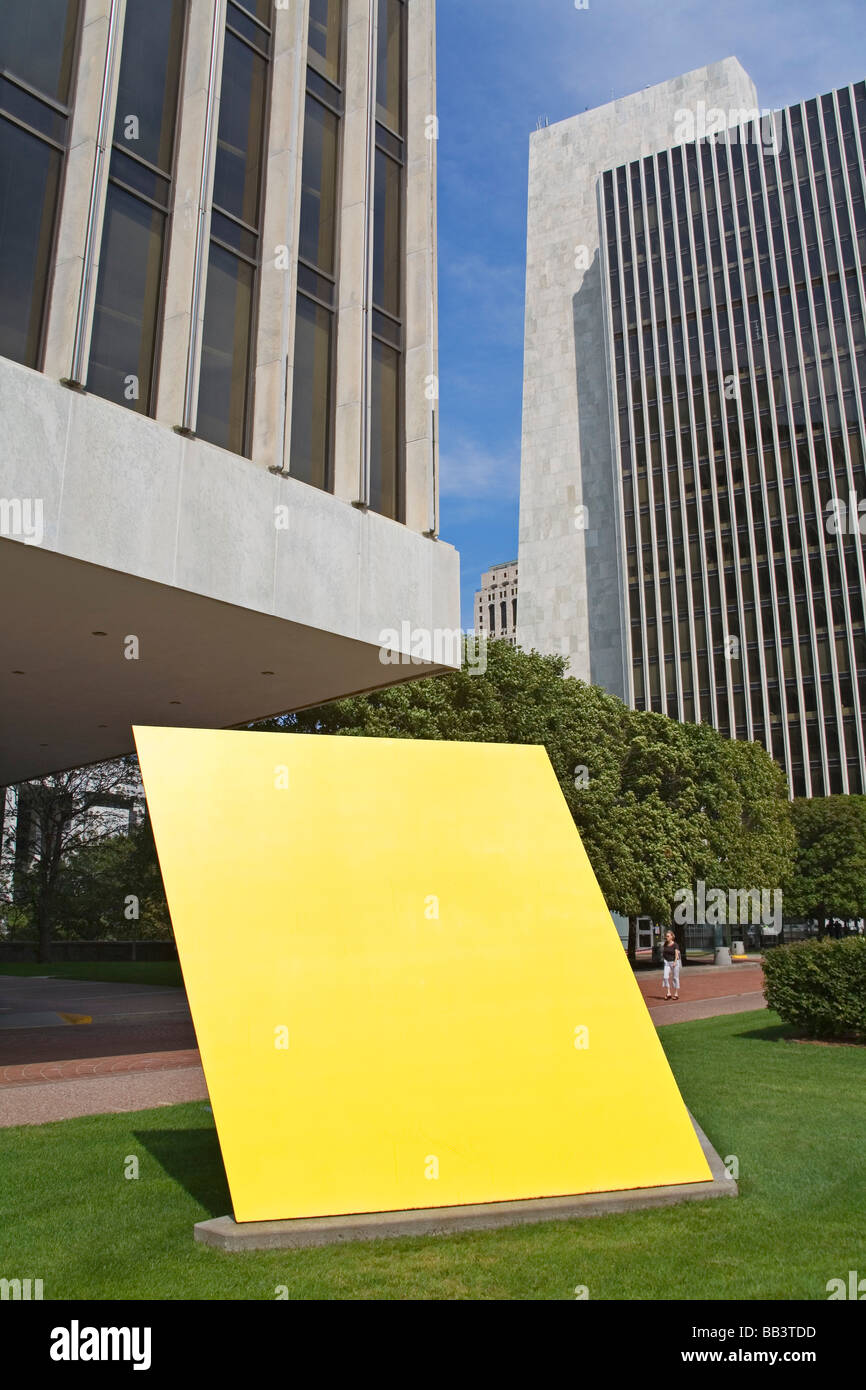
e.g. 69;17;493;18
638;960;766;1025
0;1062;207;1126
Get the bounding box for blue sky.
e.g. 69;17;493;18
434;0;866;626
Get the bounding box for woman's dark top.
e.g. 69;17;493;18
663;942;678;962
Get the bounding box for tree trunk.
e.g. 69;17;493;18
627;916;637;966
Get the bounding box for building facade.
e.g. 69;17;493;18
519;59;866;797
0;0;458;787
474;560;518;646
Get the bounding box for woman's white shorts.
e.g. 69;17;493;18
663;959;681;990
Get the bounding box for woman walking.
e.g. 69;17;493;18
662;930;681;1001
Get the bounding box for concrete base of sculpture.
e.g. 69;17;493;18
194;1116;736;1251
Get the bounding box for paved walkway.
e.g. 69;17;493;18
638;961;767;1025
0;1064;208;1125
0;960;767;1126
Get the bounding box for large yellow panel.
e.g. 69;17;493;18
133;727;712;1222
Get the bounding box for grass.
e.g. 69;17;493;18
0;961;182;989
0;1010;864;1300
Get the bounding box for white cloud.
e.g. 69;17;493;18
439;433;521;503
439;246;526;340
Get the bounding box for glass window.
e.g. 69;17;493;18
308;0;343;85
373;148;401;319
234;0;272;21
111;0;185;173
0;121;62;365
211;32;268;229
0;0;79;367
87;185;167;410
197;3;272;454
370;338;400;519
197;244;255;454
0;0;79;104
371;30;404;523
290;296;332;490
299;95;338;274
289;0;345;489
88;0;186;414
376;0;404;134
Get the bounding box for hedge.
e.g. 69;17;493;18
763;937;866;1039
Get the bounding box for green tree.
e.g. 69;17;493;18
784;795;866;934
47;816;171;942
0;758;143;960
614;711;793;954
718;736;795;899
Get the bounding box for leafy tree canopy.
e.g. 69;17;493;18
784;794;866;927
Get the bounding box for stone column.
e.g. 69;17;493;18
252;0;308;473
42;0;127;383
403;0;438;537
155;0;227;430
332;0;373;505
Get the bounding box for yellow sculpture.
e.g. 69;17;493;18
134;726;712;1223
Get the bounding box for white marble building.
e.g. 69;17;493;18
518;59;758;697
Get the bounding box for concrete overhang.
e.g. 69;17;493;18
0;358;461;785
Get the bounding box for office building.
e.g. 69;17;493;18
0;0;458;787
519;58;866;796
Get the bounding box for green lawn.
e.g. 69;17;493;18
0;961;182;989
1;1010;864;1300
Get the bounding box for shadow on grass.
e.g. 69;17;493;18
734;1021;796;1043
134;1127;231;1217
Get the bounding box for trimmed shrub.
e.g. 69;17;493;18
763;937;866;1039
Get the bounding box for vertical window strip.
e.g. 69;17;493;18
196;0;272;456
779;105;847;791
609;167;651;708
0;0;81;369
370;0;405;521
86;0;187;415
289;0;346;492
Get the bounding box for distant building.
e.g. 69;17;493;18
475;561;519;646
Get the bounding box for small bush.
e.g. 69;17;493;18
763;937;866;1039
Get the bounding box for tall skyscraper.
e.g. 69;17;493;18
0;0;458;787
518;59;866;797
